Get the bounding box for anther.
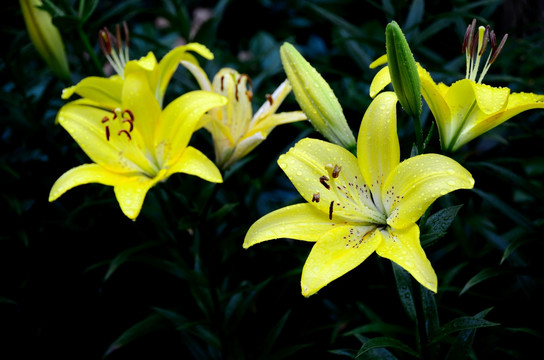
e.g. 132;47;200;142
118;129;132;140
105;126;110;141
220;76;224;91
122;109;134;121
312;193;321;203
332;165;342;178
122;119;134;132
266;94;273;105
101;116;109;124
320;175;330;190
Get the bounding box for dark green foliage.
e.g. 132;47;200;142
2;0;544;359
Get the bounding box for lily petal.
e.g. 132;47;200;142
376;224;437;292
61;76;123;107
357;91;400;211
157;90;227;167
49;163;129;202
278;138;383;223
249;111;307;138
418;67;452;146
114;175;158;220
168;146;223;183
56;99;149;174
369;66;392;98
301;225;381;297
243;203;339;248
383;153;474;229
455;91;544;150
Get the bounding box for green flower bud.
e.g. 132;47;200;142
385;21;421;120
20;0;70;81
280;42;356;151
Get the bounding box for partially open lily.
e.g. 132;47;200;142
49;61;227;220
180;63;307;169
62;24;215;109
244;92;474;297
370;20;544;152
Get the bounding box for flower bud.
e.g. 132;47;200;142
280;42;356;151
385;21;421;120
20;0;70;81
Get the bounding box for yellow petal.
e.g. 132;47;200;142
369;66;392;98
122;70;162;153
61;76;123;107
248;111;307;138
168;146;223;183
243;203;339;248
221;132;265;169
369;54;388;69
472;81;509;114
157;43;214;104
114;175;157;220
251;79;292;126
383;154;474;229
157;90;227;166
357;91;400;211
180;59;213;92
49;163;129;202
278;138;384;223
455;91;544;151
56;99;146;174
376;224;437;292
418;66;452;146
301;226;381;297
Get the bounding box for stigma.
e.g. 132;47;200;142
462;19;508;84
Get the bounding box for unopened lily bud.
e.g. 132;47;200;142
280;42;356;151
385;21;421;120
20;0;70;81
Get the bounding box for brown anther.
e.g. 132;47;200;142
98;29;113;55
266;94;273;106
101;116;110;124
246;90;253;101
122;109;134;121
328;201;334;220
105;126;110;141
320;175;330;190
115;24;123;52
118;129;132;140
490;33;508;64
123;21;130;48
332;165;342;178
312;193;321;203
122;119;134;132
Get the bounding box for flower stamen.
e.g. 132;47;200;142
98;22;131;78
462;19;508;84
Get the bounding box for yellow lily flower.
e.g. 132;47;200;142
49;60;227;220
370;20;544;152
180;63;307;169
62;23;214;109
244;92;474;297
20;0;70;81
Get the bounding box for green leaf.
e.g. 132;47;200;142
356;337;418;358
77;0;99;23
430;313;499;344
445;308;494;360
459;267;514;295
392;262;416;322
420;204;463;247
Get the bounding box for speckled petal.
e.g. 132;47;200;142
357;91;400;212
301;225;381;297
243;203;339;248
383;154;474;229
278;138;384;223
376;224;437;292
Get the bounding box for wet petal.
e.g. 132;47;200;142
278;138;383;223
168;146;222;183
243;203;339;248
383;154;474;229
357;91;400;210
376;224;437;292
49;163;129;202
472;81;509;114
61;76;123;108
419;67;452;146
369;66;392;98
114;175;157;220
56;99;145;173
248;111;306;139
157;90;226;166
301;225;381;297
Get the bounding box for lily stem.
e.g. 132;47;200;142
77;24;105;76
413;112;424;154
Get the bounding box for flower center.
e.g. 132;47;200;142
98;22;130;78
102;108;135;142
462;19;508;84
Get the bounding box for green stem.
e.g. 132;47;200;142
77;24;104;76
414;280;431;360
413;113;423;154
